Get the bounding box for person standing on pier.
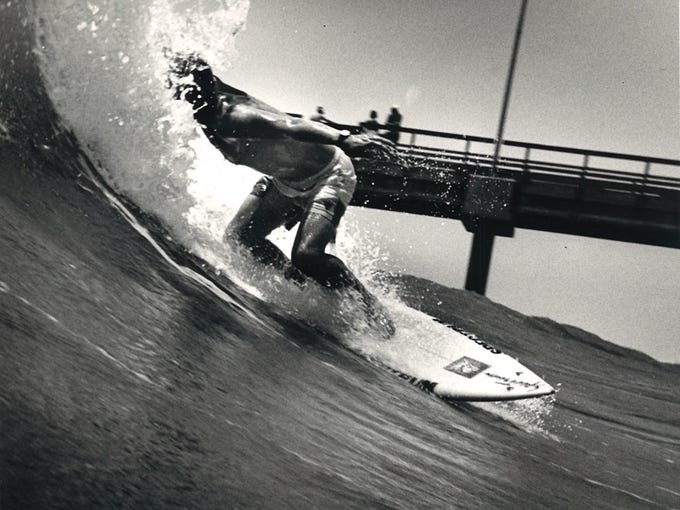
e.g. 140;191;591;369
310;106;330;125
359;110;381;135
383;106;402;144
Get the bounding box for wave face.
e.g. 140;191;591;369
1;2;679;509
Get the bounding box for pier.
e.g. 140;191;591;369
345;125;680;294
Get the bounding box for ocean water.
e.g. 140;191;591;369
1;1;679;508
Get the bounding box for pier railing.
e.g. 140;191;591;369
397;126;680;189
338;122;680;188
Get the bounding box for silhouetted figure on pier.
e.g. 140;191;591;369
383;106;402;144
359;110;380;135
310;106;330;125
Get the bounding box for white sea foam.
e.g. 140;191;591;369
31;0;248;239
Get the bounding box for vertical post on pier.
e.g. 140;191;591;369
465;0;527;295
465;225;495;295
492;0;528;171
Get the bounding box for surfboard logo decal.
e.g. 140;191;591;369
445;357;490;378
484;372;543;390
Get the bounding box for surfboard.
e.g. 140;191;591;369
370;315;554;402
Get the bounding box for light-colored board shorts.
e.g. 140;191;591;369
252;148;357;227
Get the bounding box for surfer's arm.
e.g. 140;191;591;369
222;106;396;158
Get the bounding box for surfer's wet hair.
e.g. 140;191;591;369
166;50;210;78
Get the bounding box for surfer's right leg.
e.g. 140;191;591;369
290;200;357;288
289;150;361;291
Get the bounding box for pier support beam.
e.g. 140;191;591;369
465;228;495;294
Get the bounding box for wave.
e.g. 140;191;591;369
1;1;679;508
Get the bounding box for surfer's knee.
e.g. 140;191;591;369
225;227;268;255
291;245;321;270
223;223;257;250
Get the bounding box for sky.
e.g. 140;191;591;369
223;0;680;362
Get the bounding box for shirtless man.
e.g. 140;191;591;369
172;57;396;310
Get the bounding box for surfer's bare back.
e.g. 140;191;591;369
171;56;395;317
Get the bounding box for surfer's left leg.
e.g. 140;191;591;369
291;199;359;289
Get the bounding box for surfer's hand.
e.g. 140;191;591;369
339;133;397;161
168;53;216;126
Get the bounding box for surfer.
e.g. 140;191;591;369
170;56;396;325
